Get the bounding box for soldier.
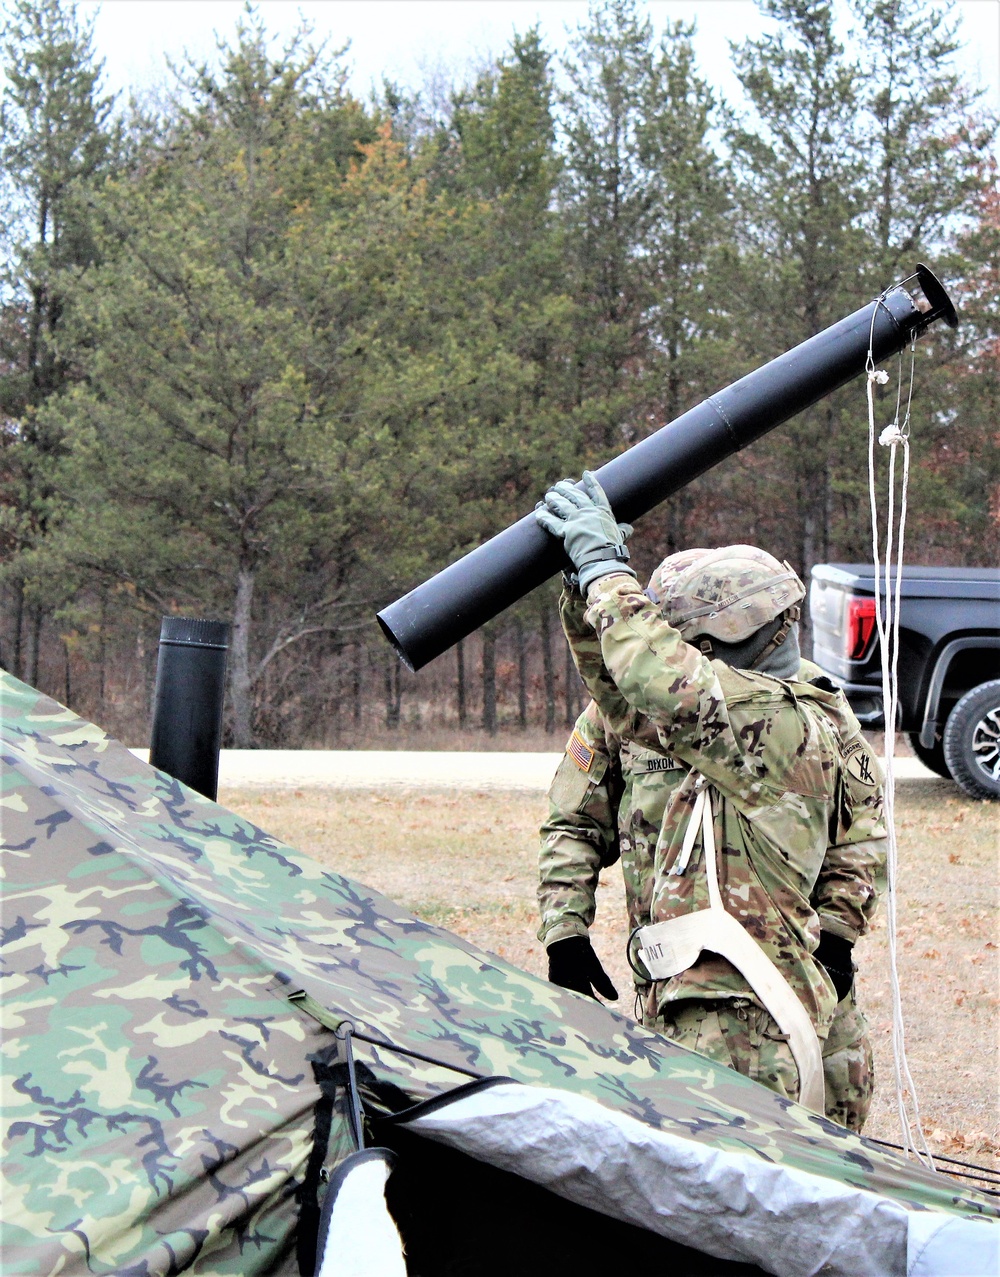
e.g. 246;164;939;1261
534;473;886;1130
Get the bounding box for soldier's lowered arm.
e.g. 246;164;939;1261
377;264;958;673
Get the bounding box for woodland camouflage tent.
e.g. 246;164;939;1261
1;669;998;1276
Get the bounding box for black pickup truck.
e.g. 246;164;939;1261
809;564;1000;800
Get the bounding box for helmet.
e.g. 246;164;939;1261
647;545;805;645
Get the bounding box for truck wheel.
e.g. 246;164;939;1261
905;731;951;779
942;680;1000;801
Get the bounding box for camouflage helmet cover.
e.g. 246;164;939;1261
647;545;806;644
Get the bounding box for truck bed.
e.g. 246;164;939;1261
812;564;1000;601
809;564;1000;761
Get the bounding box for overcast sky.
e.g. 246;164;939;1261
79;0;999;119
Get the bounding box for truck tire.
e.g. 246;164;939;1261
942;680;1000;800
905;731;951;779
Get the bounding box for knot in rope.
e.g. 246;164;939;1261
869;368;890;385
879;423;907;447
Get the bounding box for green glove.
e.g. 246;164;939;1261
535;471;636;594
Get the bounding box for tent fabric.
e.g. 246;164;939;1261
397;1080;999;1277
906;1213;1000;1277
1;671;997;1275
313;1149;405;1277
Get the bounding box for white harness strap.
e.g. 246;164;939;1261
637;784;825;1112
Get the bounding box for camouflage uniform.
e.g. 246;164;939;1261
538;574;886;1128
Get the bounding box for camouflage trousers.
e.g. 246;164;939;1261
650;989;874;1132
821;988;875;1133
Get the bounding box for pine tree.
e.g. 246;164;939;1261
726;0;869;584
452;28;558;213
0;0;118;685
559;3;730;449
946;157;1000;564
842;0;999;569
46;15;381;744
720;0;996;594
445;30;579;725
559;0;664;443
852;0;990;277
556;0;731;571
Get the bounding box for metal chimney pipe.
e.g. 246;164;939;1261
149;617;230;800
377;264;957;673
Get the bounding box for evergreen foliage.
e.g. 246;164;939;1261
0;0;995;744
0;0;120;684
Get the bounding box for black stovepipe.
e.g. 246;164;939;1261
377;263;957;673
149;617;230;800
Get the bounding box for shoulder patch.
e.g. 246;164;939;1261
567;730;595;773
846;747;878;787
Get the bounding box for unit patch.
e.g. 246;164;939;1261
567;731;595;773
846;748;877;787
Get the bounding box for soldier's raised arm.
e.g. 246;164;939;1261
535;475;804;804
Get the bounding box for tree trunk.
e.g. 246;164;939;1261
802;511;816;578
230;564;256;748
63;638;72;706
456;638;467;728
515;617;527;730
352;643;362;726
540;604;556;734
26;603;42;689
666;488;691;558
136;621;145;712
98;593;107;705
821;415;834;566
12;579;25;681
137;621;155;727
481;628;497;736
384;656;402;729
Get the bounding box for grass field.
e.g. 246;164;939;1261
221;776;999;1184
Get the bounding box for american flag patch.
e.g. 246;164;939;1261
567;730;595;773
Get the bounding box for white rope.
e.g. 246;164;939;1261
865;314;934;1169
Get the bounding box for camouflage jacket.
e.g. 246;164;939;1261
538;573;887;1037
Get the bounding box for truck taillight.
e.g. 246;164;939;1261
846;597;877;659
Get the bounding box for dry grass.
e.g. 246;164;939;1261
320;725;578;752
221;777;999;1183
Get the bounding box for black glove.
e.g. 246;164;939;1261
547;935;619;1000
816;930;855;1002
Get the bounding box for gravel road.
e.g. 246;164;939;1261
130;749;935;790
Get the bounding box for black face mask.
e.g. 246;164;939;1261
692;615;802;680
754;623;801;679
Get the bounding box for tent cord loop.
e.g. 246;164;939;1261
866;331;933;1170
